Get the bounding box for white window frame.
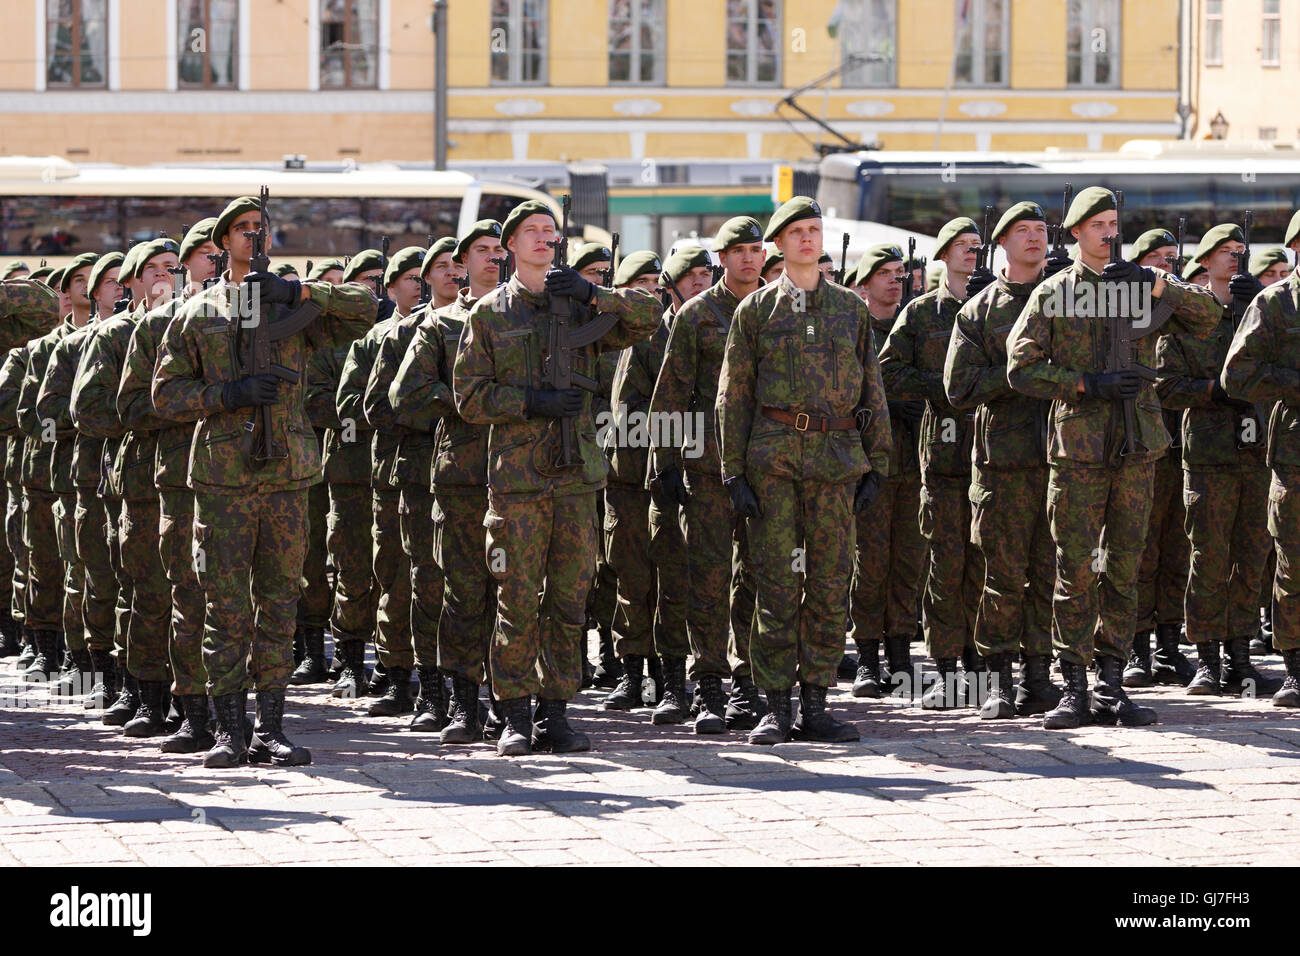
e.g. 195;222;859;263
954;0;1009;88
490;0;549;86
725;0;782;88
608;0;665;86
1204;0;1223;67
839;0;897;88
1067;0;1121;89
1262;0;1280;67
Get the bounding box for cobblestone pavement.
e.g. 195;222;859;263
2;643;1298;867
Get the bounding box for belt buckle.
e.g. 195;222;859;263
793;412;810;432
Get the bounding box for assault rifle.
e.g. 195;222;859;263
1173;217;1186;275
975;206;994;272
835;232;850;285
373;236;390;301
1232;211;1261;447
421;234;435;302
899;237;918;306
1102;190;1157;459
1051;183;1074;259
602;233;620;288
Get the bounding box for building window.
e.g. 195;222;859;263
1205;0;1223;66
609;0;664;84
1260;127;1278;141
177;0;237;88
836;0;896;87
46;0;108;88
490;0;547;85
726;0;781;86
954;0;1008;87
1262;0;1280;66
320;0;378;89
1067;0;1120;87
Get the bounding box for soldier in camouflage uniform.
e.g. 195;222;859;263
717;196;891;745
153;195;377;767
454;200;661;756
1007;186;1219;729
760;251;784;285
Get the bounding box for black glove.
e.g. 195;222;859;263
545;266;597;305
1229;272;1264;304
964;266;996;300
375;297;397;323
1082;371;1142;401
221;374;280;410
1100;259;1155;286
724;475;762;519
524;386;583;419
1042;254;1072;279
112;293;132;314
244;271;301;307
888;400;925;427
650;464;689;511
853;470;883;514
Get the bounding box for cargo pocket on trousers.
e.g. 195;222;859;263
1267;474;1294;540
192;518;213;591
483;507;509;582
917;484;936;543
968;480;994;551
52;498;76;563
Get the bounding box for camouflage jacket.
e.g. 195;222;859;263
17;319;76;492
390;291;486;496
365;309;434;490
1222;269;1300;470
152;278;376;494
305;342;372;485
453;276;661;501
870;311;919;479
70;304;146;499
717;273;891;485
879;283;973;480
608;318;670;487
648;280;740;479
944;273;1047;472
0;279;60;353
35;319;98;494
0;346;30;485
119;295;193;492
1007;260;1219;467
338;315;398;490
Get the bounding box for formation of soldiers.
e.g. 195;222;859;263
1;185;1298;765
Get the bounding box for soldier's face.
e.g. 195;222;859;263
943;234;981;276
868;262;904;309
773;219;823;266
1070;210;1117;261
679;265;712;299
1138;245;1176;270
625;275;660;292
1207;241;1244;281
352;268;383;290
318;269;344;285
465;238;504;288
579;261;609;285
186;242;218;285
1001;220;1048;268
222;211;268;265
1261;262;1291;285
58;288;72;314
93;268;121;313
141;253;179;303
68;267;92;307
425;252;461;302
720;242;763;283
762;263;784;284
388;268;423;313
508;214;558;269
1191;271;1210;287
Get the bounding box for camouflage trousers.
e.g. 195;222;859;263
745;472;855;691
681;473;737;680
851;471;925;646
327;483;377;643
0;485;11;620
603;483;689;661
485;490;595;701
1047;461;1155;665
6;483;26;624
968;466;1053;659
54;493;85;653
74;489;117;654
1267;468;1300;652
400;484;441;668
1185;462;1271;644
104;496;132;659
21;488;62;630
587;490;618;631
373;488;413;669
433;490;492;682
159;489;206;696
730;519;756;679
298;479;332;630
120;495;171;682
1137;452;1189;628
194;489;308;697
918;472;981;660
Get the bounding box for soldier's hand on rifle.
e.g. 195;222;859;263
244;271;302;306
544;266;597;305
221;374;281;410
853;470;883;514
112;292;132;314
1100;260;1155;286
724;475;762;519
964;265;996;300
650;464;689;510
1042;253;1073;279
888;400;925;427
1082;371;1142;401
1229;272;1264;304
524;386;583;419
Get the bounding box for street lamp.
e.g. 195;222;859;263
1209;110;1229;140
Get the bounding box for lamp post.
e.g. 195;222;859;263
433;0;447;170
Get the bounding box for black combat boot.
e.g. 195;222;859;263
591;625;621;688
367;660;389;697
16;626;36;668
837;652;858;680
962;647;988;709
496;696;533;757
409;666;449;732
883;636;912;695
644;654;663;706
84;649;118;710
1091;655;1158;726
747;688;793;745
920;658;960;710
1186;642;1222;695
204;692;249;768
693;674;727;735
1271;648;1300;708
1014;654;1063;716
292;624;305;667
123;680;168;737
1252;606;1275;656
603;655;644;711
852;639;882;698
651;656;688;725
0;609;20;657
23;629;59;681
1221;637;1284;697
367;665;414;716
725;672;767;731
159;695;215;754
1123;629;1153;687
439;674;483;743
791;683;860;742
248;690;311;766
289;626;328;685
482;695;506;741
102;669;140;727
330;639;369;699
1151;622;1195;685
51;648;92;697
979;654;1016;720
1042;659;1090;729
532;699;591;753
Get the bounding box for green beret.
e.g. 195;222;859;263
420;237;458;279
1128;228;1178;265
614;250;662;287
342;250;384;283
2;261;29;279
454;220;502;263
58;252;99;292
818;251;833;264
713;216;763;252
1182;257;1206;281
88;252;124;294
1062;186;1117;231
926;261;946;292
385;245;427;286
854;243;904;285
990;202;1046;245
1249;247;1290;277
178;218;217;264
763;196;822;242
118;243;144;283
568;241;611;272
29;266;55;285
933;217;980;259
46;267;66;293
307;258;345;280
761;250;784;278
136;237;180;272
213;195;265;248
273;262;300;278
500;199;557;250
1286;209;1300;248
1191;223;1245;265
662;246;712;285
